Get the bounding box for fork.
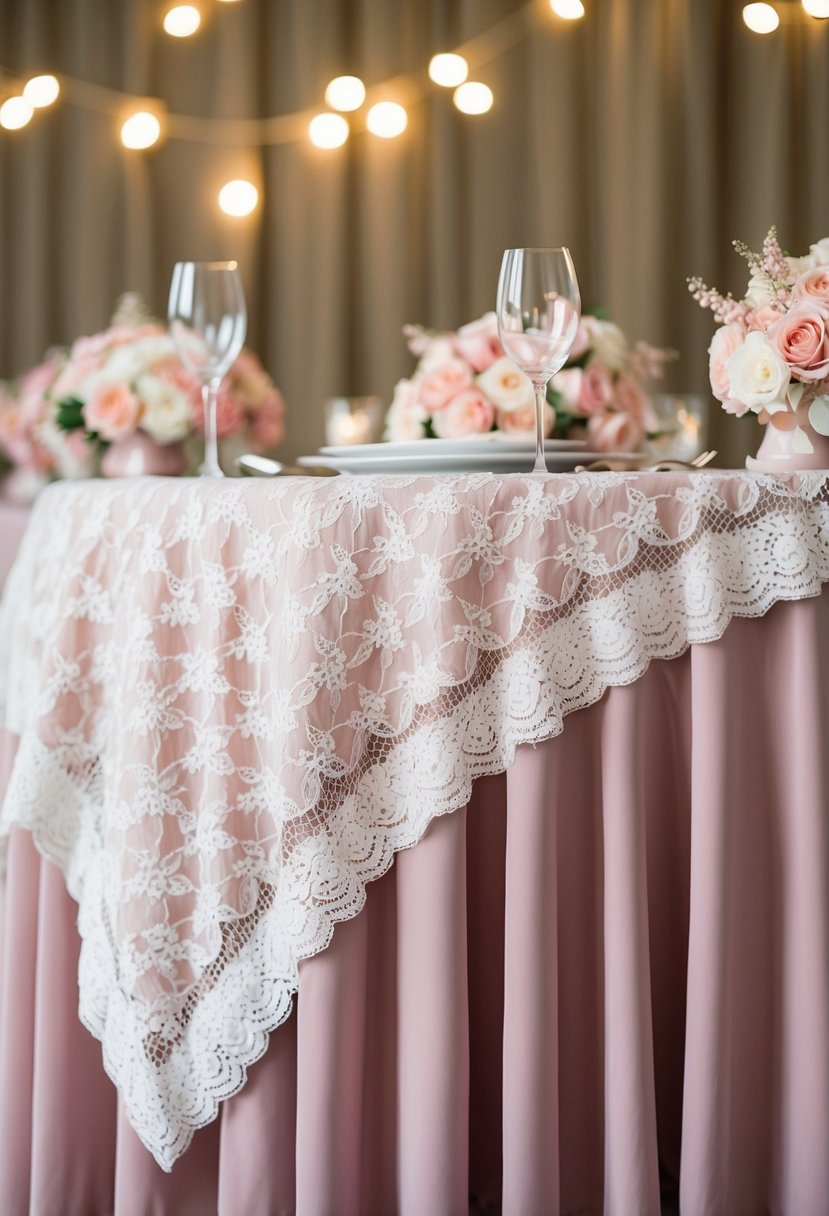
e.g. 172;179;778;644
575;450;718;473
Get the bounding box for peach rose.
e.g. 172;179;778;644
454;314;503;372
419;360;474;413
747;305;781;333
495;401;555;436
708;322;746;402
568;322;591;361
83;380;139;440
431;388;495;438
587;410;645;453
793;268;829;314
766;305;829;382
613;374;657;432
577;363;614;415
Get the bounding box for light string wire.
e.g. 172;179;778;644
0;1;543;147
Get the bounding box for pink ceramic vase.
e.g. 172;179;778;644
745;421;829;473
101;431;189;478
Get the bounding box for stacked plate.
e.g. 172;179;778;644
296;435;638;475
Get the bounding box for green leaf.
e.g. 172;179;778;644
808;395;829;436
55;396;85;432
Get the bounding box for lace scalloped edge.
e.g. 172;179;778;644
2;568;829;1169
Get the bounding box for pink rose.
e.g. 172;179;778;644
418;360;474;413
83;380;139;440
577;363;615;416
495;401;554;436
766;305;829;381
431;389;495;438
587;410;645;453
568;322;591;361
708;322;746;402
251;390;285;449
550;368;583;411
52;350;102;399
793;268;829;313
747;305;781;333
454;314;503;372
190;386;245;438
613;374;658;431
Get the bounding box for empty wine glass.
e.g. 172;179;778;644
168;261;247;477
496;248;581;473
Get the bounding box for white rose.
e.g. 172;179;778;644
137;374;192;443
384;377;428;441
584;319;628;372
105;336;177;384
476;356;533;412
744;271;775;309
418;337;458;372
726;330;790;412
786;255;814;278
809;238;829;267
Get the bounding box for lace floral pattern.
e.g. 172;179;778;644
0;471;828;1168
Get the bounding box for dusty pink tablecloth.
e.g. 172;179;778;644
2;596;828;1216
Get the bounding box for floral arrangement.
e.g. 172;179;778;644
689;228;829;450
384;311;672;452
0;296;285;501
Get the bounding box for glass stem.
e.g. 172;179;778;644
532;380;549;474
201;379;224;478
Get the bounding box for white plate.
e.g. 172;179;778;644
318;435;582;460
297;448;643;475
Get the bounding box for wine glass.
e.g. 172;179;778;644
496;248;581;473
168;261;247;477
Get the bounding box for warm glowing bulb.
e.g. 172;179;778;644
550;0;586;17
453;81;494;115
120;111;161;149
22;74;59;107
324;76;366;112
219;179;259;217
366;101;408;139
802;0;829;16
0;96;34;130
428;53;469;87
163;5;201;36
308;112;349;148
742;3;780;31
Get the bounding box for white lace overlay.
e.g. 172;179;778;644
0;471;827;1169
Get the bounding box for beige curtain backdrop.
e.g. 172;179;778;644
1;0;828;466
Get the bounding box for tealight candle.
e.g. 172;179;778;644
325;397;383;446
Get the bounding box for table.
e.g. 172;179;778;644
1;472;828;1216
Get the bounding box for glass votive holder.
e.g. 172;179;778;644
324;396;383;446
645;394;709;461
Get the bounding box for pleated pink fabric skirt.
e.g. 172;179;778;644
1;597;828;1216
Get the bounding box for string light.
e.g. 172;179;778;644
120;110;162;149
218;179;258;216
742;3;780;31
366;101;408;138
550;0;585;18
0;97;34;130
802;0;829;16
324;76;366;112
428;53;469;87
163;5;202;37
22;74;60;108
453;82;494;115
308;112;349;148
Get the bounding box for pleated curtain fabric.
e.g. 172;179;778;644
2;0;829;468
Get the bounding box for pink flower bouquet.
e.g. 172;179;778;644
0;356;94;503
384;311;672;452
51;300;284;457
689;227;829;450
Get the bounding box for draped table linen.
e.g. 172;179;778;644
0;470;827;1173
